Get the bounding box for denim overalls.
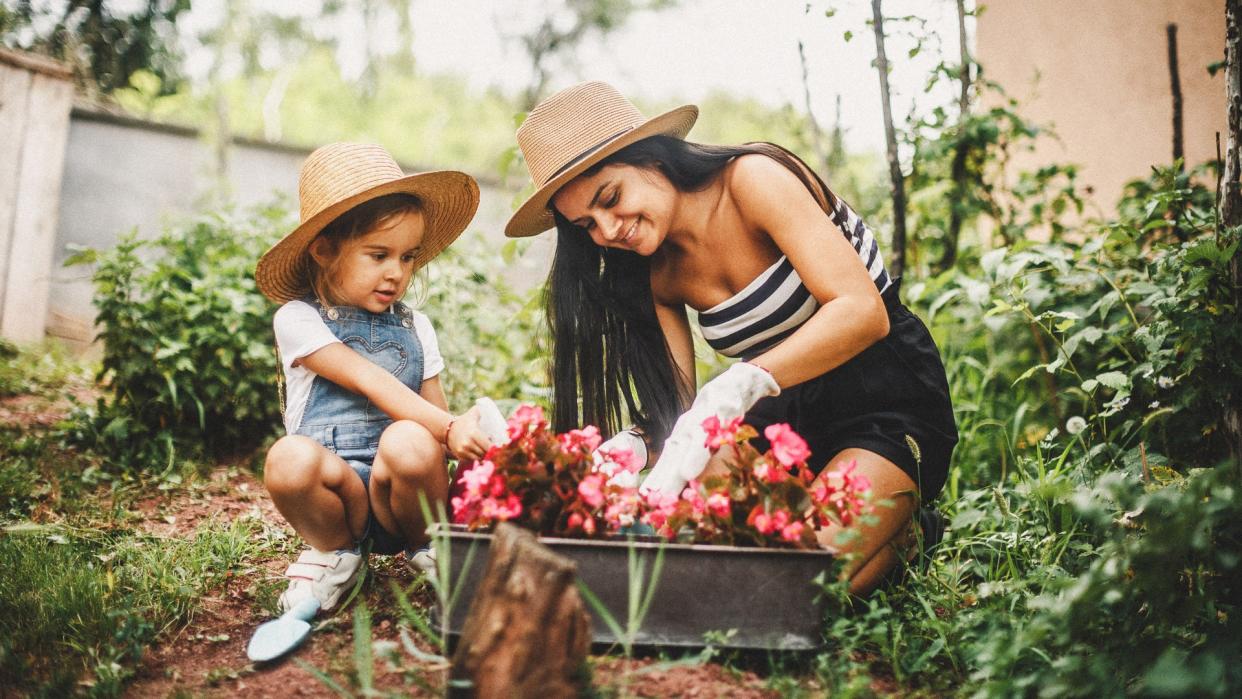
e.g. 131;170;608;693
293;297;424;554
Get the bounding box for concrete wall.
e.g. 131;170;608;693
0;49;73;343
48;109;546;345
976;0;1226;212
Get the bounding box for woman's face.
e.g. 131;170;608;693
552;163;676;256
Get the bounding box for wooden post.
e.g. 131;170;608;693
871;0;907;281
0;48;74;344
1221;0;1242;476
449;523;590;698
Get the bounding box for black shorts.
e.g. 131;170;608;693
744;293;957;502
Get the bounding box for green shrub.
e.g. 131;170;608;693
63;205;290;470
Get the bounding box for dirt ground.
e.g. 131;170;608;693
3;388;810;697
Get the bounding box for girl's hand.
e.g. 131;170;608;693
446;407;493;461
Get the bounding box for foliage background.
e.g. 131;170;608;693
1;0;1240;696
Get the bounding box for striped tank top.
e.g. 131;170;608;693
698;198;892;359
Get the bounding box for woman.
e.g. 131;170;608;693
506;81;957;594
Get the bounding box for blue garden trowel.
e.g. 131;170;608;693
246;598;320;663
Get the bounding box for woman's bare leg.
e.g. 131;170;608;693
814;447;920;596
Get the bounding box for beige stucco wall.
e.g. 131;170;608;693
976;0;1225;212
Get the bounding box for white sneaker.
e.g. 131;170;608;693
406;546;437;577
278;548;364;614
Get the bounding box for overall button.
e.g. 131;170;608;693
326;307;340;320
402;318;412;328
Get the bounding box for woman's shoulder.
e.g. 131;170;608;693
723;152;812;199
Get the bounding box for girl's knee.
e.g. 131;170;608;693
265;435;329;494
378;421;445;478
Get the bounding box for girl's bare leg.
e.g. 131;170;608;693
368;420;449;548
264;435;369;551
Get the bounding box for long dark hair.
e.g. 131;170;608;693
546;136;838;448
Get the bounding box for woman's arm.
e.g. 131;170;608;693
299;343;453;441
653;297;696;411
727;155;890;388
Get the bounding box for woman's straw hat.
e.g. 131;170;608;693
504;81;698;238
256;142;479;303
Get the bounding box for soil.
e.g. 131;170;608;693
5;386;824;697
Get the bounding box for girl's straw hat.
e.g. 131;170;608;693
256;142;479;303
504;81;698;238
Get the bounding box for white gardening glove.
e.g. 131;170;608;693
474;397;508;446
640;362;780;495
592;429;648;488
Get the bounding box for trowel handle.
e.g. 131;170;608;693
287;597;320;622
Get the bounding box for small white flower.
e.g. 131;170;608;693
1116;396;1131;409
1157;376;1174;389
1149;401;1160;409
1066;416;1088;435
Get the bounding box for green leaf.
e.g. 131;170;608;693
1094;371;1129;390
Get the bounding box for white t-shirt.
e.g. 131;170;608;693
274;300;445;433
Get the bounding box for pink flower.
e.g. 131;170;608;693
460;460;496;496
748;505;775;535
604;490;641;529
706;492;731;518
480;494;522;521
602;447;643;474
578;473;605;508
780;520;805;542
506;404;546;439
753;457;789;484
764;423;810;467
558;425;602;453
681;482;707;515
748;505;789;536
702;415;744;449
641;490;680;534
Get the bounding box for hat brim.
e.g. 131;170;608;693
256;171;479;304
504;104;699;238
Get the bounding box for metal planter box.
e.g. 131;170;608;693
434;526;835;650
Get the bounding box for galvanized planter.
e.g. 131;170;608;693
434;525;836;650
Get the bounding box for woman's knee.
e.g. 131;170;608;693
264;435;331;494
376;421;445;483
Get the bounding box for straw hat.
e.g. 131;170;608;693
255;142;479;303
504;81;698;238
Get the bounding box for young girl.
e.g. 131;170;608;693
255;142;493;613
506;82;957;595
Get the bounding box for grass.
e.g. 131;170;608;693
0;518;268;696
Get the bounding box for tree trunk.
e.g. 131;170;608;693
798;40;830;176
1168;23;1185;167
940;0;973;272
872;0;907;280
1221;0;1242;477
449;523;591;698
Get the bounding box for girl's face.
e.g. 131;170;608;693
552;163;676;256
313;209;425;312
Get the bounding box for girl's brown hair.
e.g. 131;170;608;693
307;193;423;306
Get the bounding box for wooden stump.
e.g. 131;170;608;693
449;523;591;698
